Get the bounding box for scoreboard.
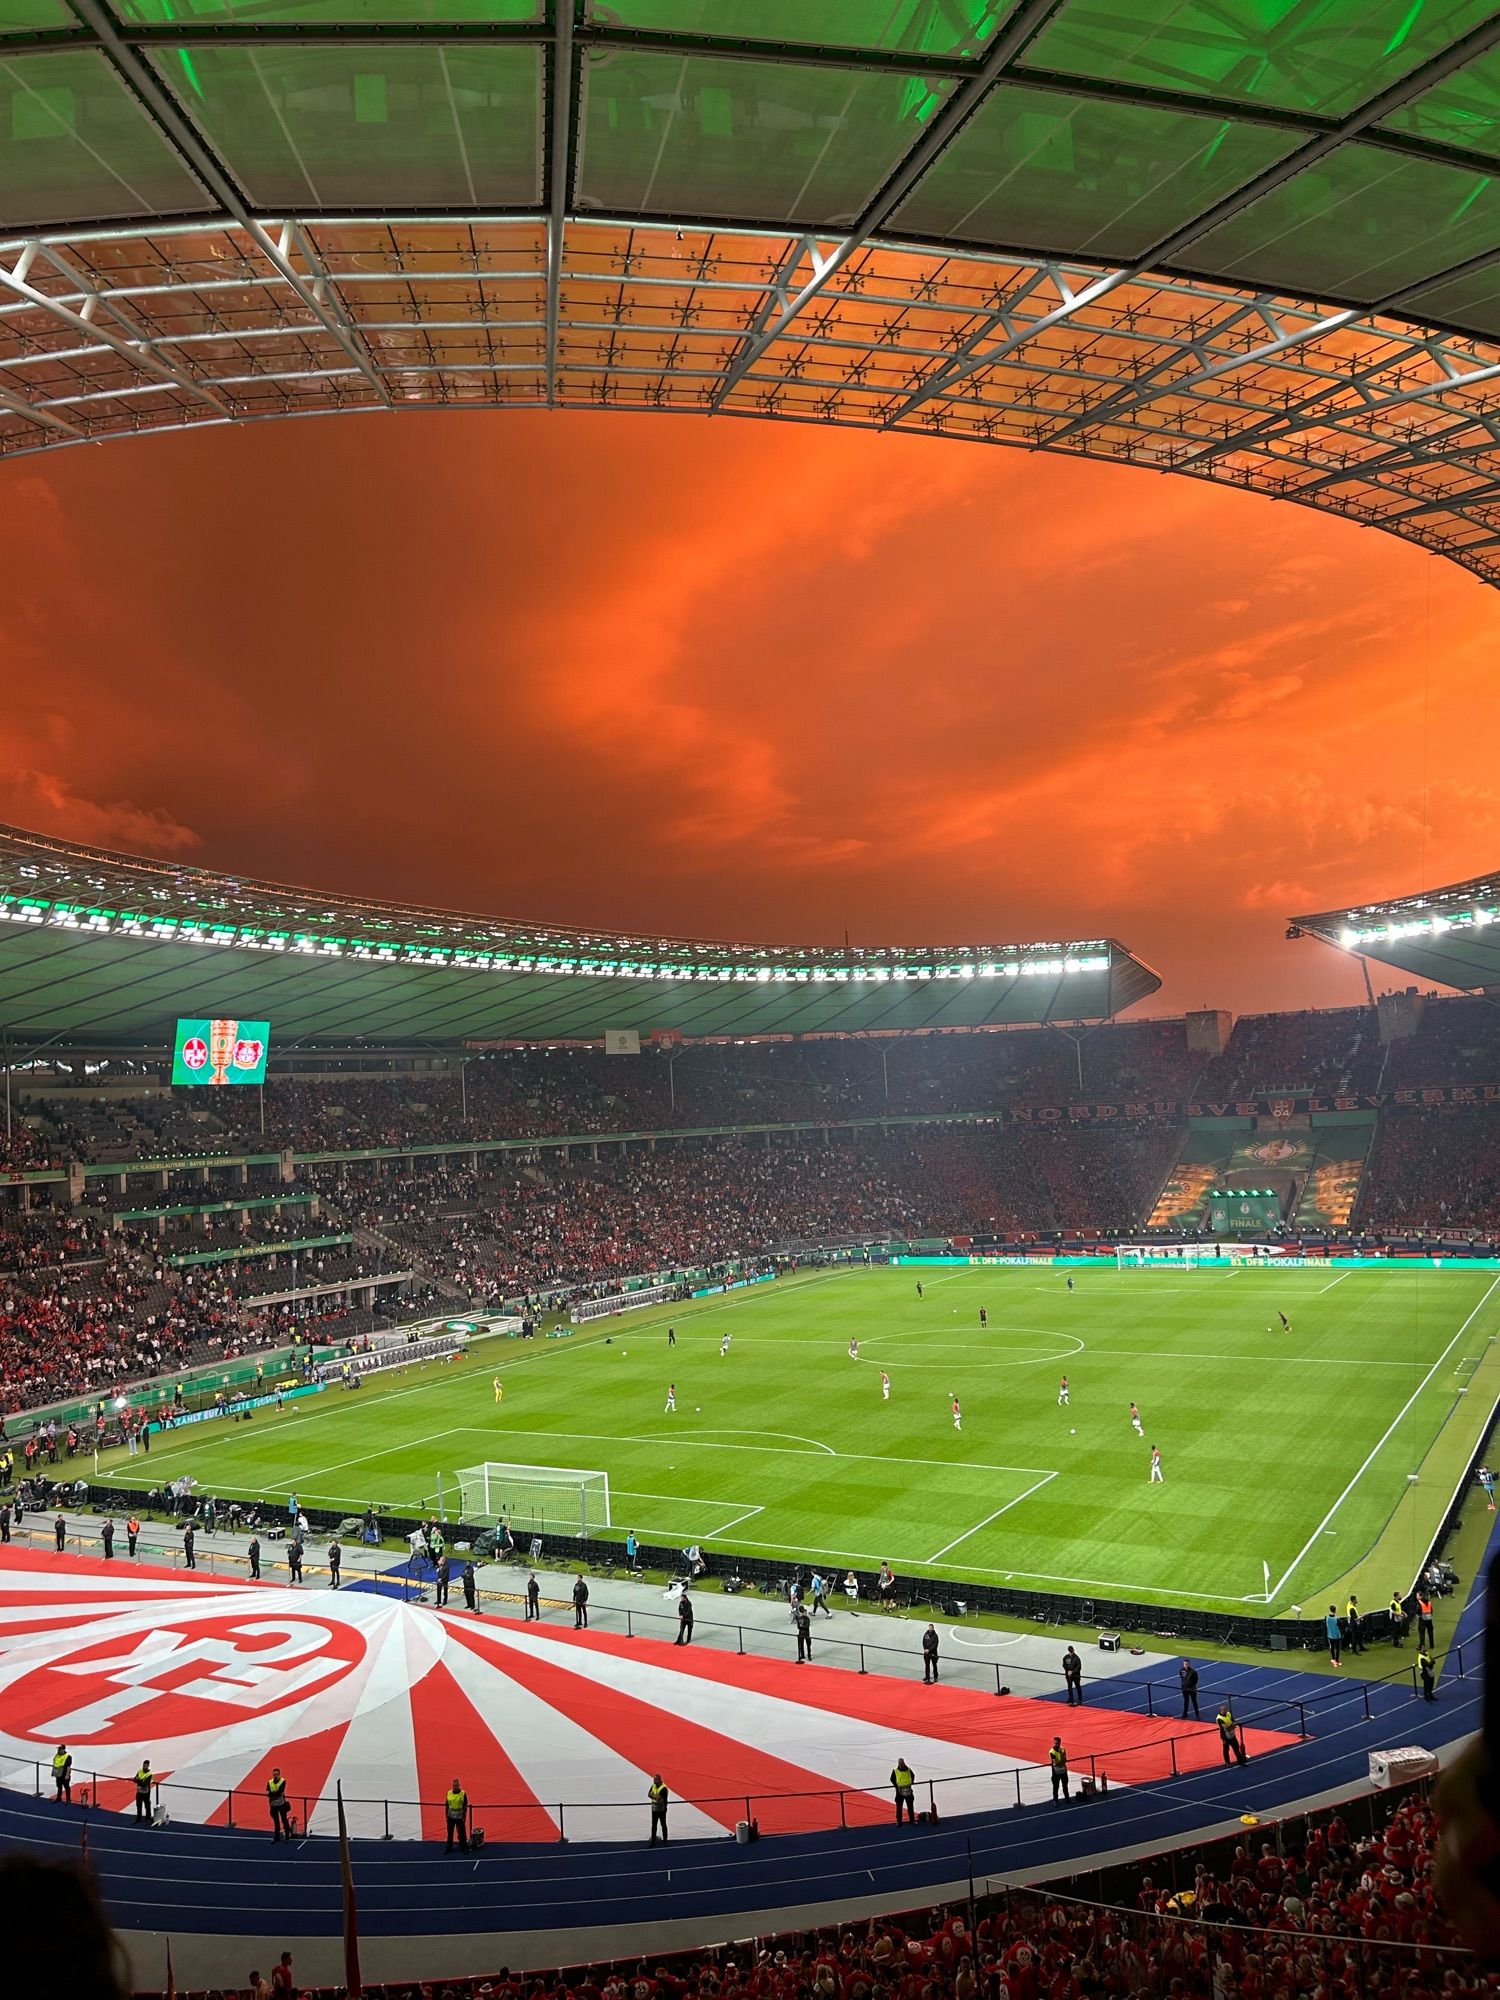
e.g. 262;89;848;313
1206;1187;1282;1235
171;1017;270;1086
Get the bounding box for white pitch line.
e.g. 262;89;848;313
1319;1271;1352;1293
1091;1346;1429;1369
1268;1268;1500;1605
712;1533;1272;1605
703;1504;765;1536
260;1426;468;1496
441;1425;1056;1477
925;1473;1058;1563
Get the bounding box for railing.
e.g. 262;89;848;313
0;1719;1288;1844
125;1775;1465;1999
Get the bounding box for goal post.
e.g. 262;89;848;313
450;1462;611;1538
1115;1242;1279;1269
1115;1243;1227;1269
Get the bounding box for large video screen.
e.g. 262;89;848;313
171;1018;270;1087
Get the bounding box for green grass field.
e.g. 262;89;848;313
113;1262;1500;1616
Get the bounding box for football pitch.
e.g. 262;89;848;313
115;1262;1500;1616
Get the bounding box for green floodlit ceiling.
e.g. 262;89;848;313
1293;870;1500;996
0;823;1161;1045
1;6;1500;577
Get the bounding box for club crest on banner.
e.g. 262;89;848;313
5;1613;364;1747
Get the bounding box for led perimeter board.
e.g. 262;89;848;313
172;1017;270;1087
1206;1189;1282;1236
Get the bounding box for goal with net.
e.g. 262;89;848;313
1115;1242;1279;1268
1115;1244;1231;1269
449;1462;611;1538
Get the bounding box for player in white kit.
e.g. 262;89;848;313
880;1371;890;1401
1130;1401;1143;1437
665;1383;676;1412
1149;1445;1163;1482
951;1394;962;1431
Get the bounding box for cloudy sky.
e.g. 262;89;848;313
2;410;1496;1015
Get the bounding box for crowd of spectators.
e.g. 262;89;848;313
1381;996;1500;1091
1357;1109;1500;1234
1193;1008;1384;1100
8;1002;1500;1178
1012;1123;1185;1233
165;1790;1470;2000
8;1001;1500;1408
7;1022;1215;1166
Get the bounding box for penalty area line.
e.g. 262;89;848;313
1268;1268;1500;1606
925;1473;1058;1564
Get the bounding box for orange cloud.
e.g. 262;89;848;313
0;408;1494;1014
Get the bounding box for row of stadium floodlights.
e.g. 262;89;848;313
0;894;1110;983
1339;906;1500;948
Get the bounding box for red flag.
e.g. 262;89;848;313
165;1939;176;2000
337;1782;363;1999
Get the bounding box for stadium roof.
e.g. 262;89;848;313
0;822;1160;1046
1293;869;1500;994
3;4;1500;579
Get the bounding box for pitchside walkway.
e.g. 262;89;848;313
6;1505;1449;1736
8;1505;1187;1697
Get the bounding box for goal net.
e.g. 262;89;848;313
1115;1244;1231;1269
450;1462;611;1537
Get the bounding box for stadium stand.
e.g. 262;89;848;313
145;1789;1461;2000
7;997;1500;1411
1381;997;1500;1090
1357;1108;1500;1235
1192;1008;1384;1100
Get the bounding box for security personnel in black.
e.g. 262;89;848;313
182;1523;196;1571
1389;1590;1407;1646
52;1745;73;1803
526;1571;541;1620
101;1518;115;1560
267;1767;292;1841
1418;1643;1437;1702
248;1535;261;1581
573;1573;589;1629
328;1538;342;1589
795;1602;812;1662
1216;1703;1247;1766
648;1774;669;1844
676;1590;694;1645
444;1778;469;1851
54;1513;65;1553
287;1535;304;1583
435;1553;451;1606
922;1623;940;1684
1179;1658;1200;1718
1062;1645;1083;1704
891;1757;916;1823
0;1502;9;1544
1049;1736;1069;1802
462;1561;478;1612
134;1759;154;1824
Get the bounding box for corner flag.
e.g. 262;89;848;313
337;1783;363;1998
1262;1560;1271;1598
